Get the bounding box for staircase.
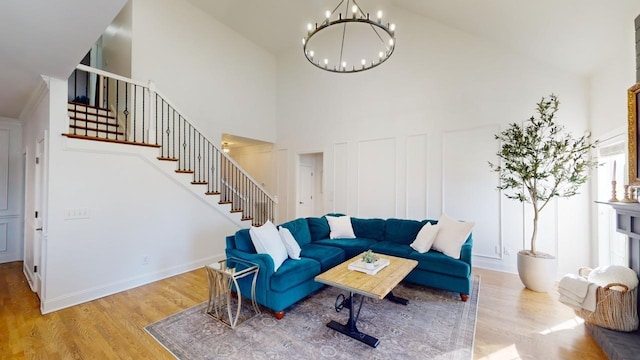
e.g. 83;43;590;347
64;65;276;226
67;102;124;140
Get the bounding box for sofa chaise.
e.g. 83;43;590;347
225;215;473;319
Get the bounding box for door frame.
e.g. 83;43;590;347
23;130;48;299
297;163;314;218
296;152;324;218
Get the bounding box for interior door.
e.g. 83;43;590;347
33;137;46;298
0;122;23;264
297;163;314;218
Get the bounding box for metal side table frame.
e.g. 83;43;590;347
205;257;260;328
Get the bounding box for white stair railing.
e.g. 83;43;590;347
67;65;277;225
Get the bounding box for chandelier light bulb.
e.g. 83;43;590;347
303;1;396;73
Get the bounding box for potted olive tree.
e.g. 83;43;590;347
489;94;598;292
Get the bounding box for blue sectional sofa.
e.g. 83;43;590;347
225;215;473;319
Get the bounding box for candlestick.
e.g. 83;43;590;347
621;184;635;203
609;180;619;202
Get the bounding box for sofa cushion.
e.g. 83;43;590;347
234;229;255;253
278;227;301;260
409;250;471;278
326;215;356;238
249;220;288;272
370;241;415;258
313;238;378;259
270;258;321;292
431;213;475;259
351;218;386;241
300;243;345;271
410;222;440;253
307;217;330;241
384;218;430;245
279;218;312;246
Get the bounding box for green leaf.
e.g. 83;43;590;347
489;94;599;254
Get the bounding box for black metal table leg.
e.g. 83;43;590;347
385;291;409;305
327;291;380;348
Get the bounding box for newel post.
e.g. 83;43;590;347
148;80;157;145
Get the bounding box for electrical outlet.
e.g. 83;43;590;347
142;255;150;265
64;208;90;220
503;246;511;256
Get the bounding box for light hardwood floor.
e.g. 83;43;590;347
0;262;607;359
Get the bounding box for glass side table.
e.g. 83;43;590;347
205;257;260;328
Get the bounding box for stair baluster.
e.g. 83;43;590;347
64;65;276;226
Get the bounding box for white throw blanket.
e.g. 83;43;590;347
558;274;598;312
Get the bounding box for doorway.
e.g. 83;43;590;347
23;133;47;298
297;153;324;218
596;135;627;267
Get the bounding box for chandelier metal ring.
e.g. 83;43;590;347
302;1;396;73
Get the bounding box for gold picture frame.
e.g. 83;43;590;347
629;83;640;185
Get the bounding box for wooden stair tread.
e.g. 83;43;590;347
68;116;119;126
68;101;111;112
68;113;117;121
62;133;161;148
69;125;123;136
66;106;275;229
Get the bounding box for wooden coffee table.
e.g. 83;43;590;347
315;253;418;347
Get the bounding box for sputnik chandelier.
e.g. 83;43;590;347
302;0;396;73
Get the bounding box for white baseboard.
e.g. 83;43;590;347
40;253;225;314
472;258;518;275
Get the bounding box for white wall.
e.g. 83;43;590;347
20;77;50;293
130;0;276;146
0;117;23;264
276;8;593;276
23;77;240;313
102;0;132;77
588;15;639;267
228;143;275;194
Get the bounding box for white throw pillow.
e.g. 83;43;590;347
410;222;440;253
326;215;356;239
278;227;302;260
249;220;288;271
431;213;474;259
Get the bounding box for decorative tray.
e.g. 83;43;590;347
348;258;390;275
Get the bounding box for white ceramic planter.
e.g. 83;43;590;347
517;251;558;292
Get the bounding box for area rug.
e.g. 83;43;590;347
146;275;479;360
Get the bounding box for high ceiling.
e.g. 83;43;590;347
0;0;127;119
186;0;640;76
1;0;639;120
